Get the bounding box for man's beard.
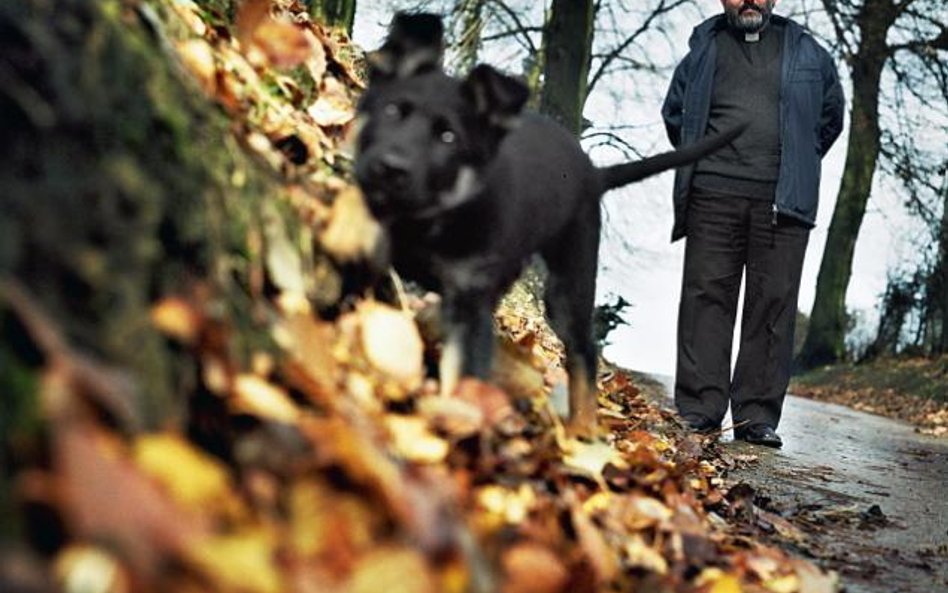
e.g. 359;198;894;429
725;1;775;33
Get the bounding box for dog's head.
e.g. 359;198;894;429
355;13;530;221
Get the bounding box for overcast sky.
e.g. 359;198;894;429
352;2;930;376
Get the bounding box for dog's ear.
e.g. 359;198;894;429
461;65;530;129
368;12;444;82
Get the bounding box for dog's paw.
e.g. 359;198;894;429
565;416;601;442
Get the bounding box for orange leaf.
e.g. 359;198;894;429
501;543;568;593
150;296;202;344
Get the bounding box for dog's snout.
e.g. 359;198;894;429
371;152;411;185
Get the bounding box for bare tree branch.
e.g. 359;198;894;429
586;0;691;96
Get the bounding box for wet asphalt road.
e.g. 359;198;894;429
647;374;948;593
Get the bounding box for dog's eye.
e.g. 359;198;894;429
382;102;405;119
440;130;457;144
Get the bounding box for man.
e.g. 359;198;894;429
662;0;844;447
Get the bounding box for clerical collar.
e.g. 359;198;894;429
745;31;760;43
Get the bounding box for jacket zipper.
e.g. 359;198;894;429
771;203;779;226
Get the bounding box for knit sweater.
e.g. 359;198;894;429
693;22;784;200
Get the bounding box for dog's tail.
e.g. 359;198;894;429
597;123;748;192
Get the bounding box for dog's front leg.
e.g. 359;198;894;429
438;290;495;397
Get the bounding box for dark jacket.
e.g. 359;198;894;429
662;14;844;241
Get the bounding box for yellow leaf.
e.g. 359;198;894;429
150;297;201;344
562;439;628;480
320;186;383;264
385;415;449;464
697;569;743;593
133;434;237;516
186;530;282;593
765;574;801;593
476;484;536;526
348;546;436;593
623;535;668;575
233;374;301;423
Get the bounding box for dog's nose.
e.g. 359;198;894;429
371;152;411;186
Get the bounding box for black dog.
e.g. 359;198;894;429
356;13;742;437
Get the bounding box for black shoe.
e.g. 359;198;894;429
682;413;720;434
735;425;782;448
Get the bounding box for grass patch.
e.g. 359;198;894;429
792;355;948;436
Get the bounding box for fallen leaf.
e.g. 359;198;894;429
236;0;312;69
454;379;516;426
792;560;838;593
54;545;129;593
320;186;383;264
273;312;338;404
765;574;800;593
186;529;282;593
562;439;628;481
233;374;301;423
417;395;484;438
745;554;781;582
133;433;241;518
623;535;668;575
308;77;356;126
620;495;674;530
51;410;204;571
696;569;743;593
385;415;450;464
176;39;217;95
348;546;436;593
570;499;619;584
359;302;424;393
476;484;536;527
501;542;568;593
263;203;307;298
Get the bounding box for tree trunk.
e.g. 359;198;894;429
452;0;484;74
310;0;356;36
796;2;895;370
538;0;594;136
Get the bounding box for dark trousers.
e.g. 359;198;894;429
675;193;809;429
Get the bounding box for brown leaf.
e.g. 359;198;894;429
417;395;485;438
273;312;338;406
50;407;205;572
454;379;516;427
501;542;568;593
236;0;312;69
570;498;619;584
